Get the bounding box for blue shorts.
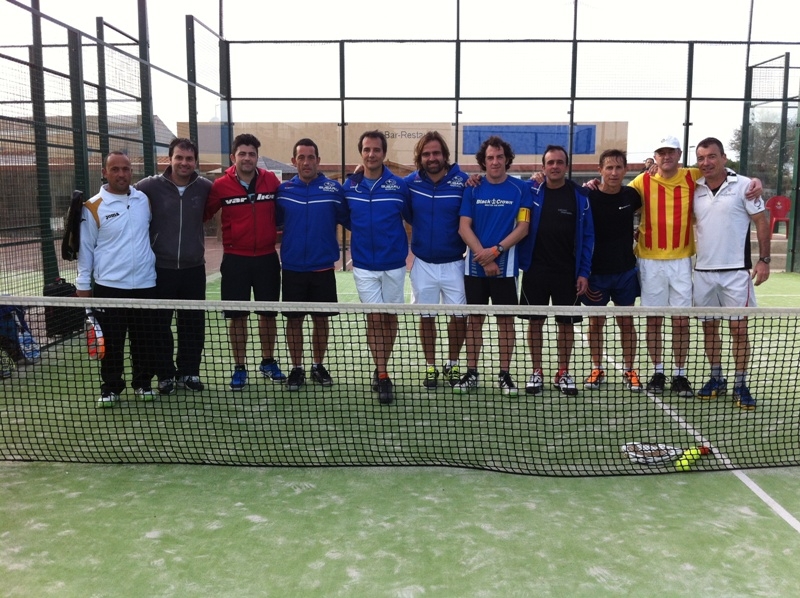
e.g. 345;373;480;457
581;267;640;307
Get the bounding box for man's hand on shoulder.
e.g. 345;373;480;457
745;177;763;201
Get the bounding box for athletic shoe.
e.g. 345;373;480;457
287;367;306;391
453;369;479;394
554;371;578;396
230;366;248;391
134;386;157;401
734;384;756;410
525;370;544;395
443;364;461;387
311;364;333;386
646;372;666;394
697;377;727;399
177;375;204;392
671;375;694;397
497;371;519;396
96;391;119;408
260;359;286;383
158;378;175;396
377;377;394;404
584;368;606;389
371;368;379;391
624;369;643;392
423;366;440;390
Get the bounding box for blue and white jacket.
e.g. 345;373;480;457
277;174;348;272
518;179;594;278
405;164;467;264
343;166;411;271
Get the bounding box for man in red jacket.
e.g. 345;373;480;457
205;133;286;390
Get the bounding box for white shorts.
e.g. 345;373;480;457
638;257;693;308
353;266;406;304
693;269;756;320
410;258;466;305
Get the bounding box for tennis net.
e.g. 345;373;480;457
1;296;798;476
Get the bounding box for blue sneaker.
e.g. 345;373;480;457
230;366;248;391
734;384;756;411
697;377;727;399
259;359;286;383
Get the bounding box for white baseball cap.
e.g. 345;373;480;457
655;136;681;151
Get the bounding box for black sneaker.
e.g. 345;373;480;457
177;375;205;392
377;377;394;404
423;366;439;390
671;375;694;397
497;370;519;395
311;364;333;386
371;368;379;391
287;367;306;391
443;364;461;387
158;378;175;396
646;372;666;393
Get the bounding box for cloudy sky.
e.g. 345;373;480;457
3;0;797;161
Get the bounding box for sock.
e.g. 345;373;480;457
734;371;747;387
654;363;664;374
674;367;686;378
710;364;723;380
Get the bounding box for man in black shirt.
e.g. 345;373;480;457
581;150;643;392
519;145;594;396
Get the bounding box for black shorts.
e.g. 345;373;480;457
464;276;518;306
519;268;582;324
220;253;280;318
282;269;338;318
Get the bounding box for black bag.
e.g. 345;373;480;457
43;278;84;338
61;190;85;261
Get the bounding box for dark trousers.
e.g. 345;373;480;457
93;284;161;394
155;265;206;378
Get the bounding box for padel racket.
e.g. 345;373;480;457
621;442;683;465
85;309;105;360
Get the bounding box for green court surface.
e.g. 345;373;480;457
2;272;800;596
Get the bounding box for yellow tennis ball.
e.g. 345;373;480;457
675;448;702;471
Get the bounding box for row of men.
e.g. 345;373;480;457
75;130;768;409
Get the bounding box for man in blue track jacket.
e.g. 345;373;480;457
276;138;348;392
342;130;411;405
404;131;468;390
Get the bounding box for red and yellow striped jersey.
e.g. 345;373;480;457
629;168;701;259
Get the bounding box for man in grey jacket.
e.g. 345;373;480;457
136;138;212;391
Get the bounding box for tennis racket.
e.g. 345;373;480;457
85;309;105;360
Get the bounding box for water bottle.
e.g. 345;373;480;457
18;330;40;363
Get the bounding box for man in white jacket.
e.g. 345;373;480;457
76;151;167;407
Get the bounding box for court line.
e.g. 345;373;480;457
588;327;800;534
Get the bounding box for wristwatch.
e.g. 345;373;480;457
496;244;505;254
759;256;771;264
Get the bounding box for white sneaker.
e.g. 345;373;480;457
554;372;578;396
96;391;119;408
525;370;544;395
453;370;479;393
497;371;519;396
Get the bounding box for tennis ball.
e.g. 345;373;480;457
675;447;702;471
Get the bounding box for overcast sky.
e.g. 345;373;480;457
3;0;798;161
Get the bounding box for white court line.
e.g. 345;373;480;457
581;324;800;534
733;470;800;533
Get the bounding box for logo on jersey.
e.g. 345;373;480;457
320;181;340;193
104;212;120;220
448;176;465;188
382;179;402;192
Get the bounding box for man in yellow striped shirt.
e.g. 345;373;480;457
630;135;761;396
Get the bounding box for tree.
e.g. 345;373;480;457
730;116;796;197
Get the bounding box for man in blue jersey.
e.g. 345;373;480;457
519;144;594;397
456;135;532;395
405;131;468;390
343;130;412;404
277;138;348;392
